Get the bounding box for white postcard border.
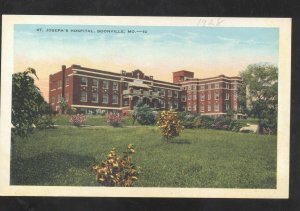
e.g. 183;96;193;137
0;15;291;198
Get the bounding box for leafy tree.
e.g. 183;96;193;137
12;68;49;137
239;63;278;133
132;100;156;125
59;97;68;114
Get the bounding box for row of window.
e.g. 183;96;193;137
187;91;236;101
82;77;180;97
51;92;69;104
81;77;119;90
80;91;119;104
151;87;179;97
130;100;179;108
184;82;238;91
187;102;238;112
55;78;69;89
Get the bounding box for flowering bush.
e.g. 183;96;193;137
92;144;139;187
107;112;122;127
69;114;86;127
157;109;184;141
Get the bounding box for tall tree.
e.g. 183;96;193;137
12;68;49;137
239;63;278;133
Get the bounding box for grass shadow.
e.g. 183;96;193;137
10;152;95;186
169;139;191;144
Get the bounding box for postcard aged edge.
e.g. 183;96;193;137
0;15;291;198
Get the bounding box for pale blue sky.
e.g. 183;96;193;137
14;24;279;99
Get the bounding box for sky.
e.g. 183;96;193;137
13;24;279;101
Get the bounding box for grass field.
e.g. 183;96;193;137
10;126;277;188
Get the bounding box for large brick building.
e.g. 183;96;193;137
49;65;242;116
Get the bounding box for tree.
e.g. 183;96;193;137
132;100;156;125
59;97;68;114
12;68;49;137
239;63;278;133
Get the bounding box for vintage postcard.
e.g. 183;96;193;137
0;15;291;198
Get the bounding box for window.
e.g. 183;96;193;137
225;93;230;100
192;85;196;90
124;98;129;106
161;100;165;108
168;90;172;97
188;106;192;111
208;104;211;111
81;77;87;86
174;101;178;109
102;94;108;103
215;83;219;89
225;83;229;89
124;82;128;90
215;90;219;100
188;94;192;100
200;103;204;112
188;85;192;90
113;82;118;90
215;102;219;112
66;78;69;86
200;85;205;90
112;95;118;104
193;103;197;111
226;103;229;111
183;86;188;90
103;81;109;89
65;92;69;102
208;92;211;100
193;93;197;100
181;95;186;102
174;90;178;97
207;84;211;89
58;80;62;88
80;91;87;102
160;89;165;96
92;79;98;87
200;93;205;101
92;93;98;103
168;101;172;108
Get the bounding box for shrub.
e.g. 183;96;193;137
157;109;184;141
132;101;156;125
178;112;203;129
229;120;246;132
66;107;77;115
33;101;54;130
107;112;122;127
92;144;139;187
69;114;86;127
35;115;54;129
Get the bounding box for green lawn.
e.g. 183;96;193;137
10;126;277;188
